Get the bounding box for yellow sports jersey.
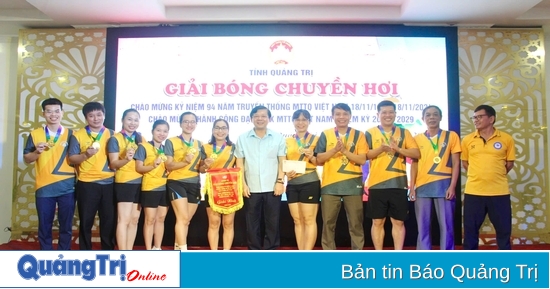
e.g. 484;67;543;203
108;132;145;184
314;127;368;195
165;136;202;182
414;130;461;198
69;127;115;183
285;133;320;185
135;142;167;191
25;127;75;198
202;143;236;169
461;129;515;196
365;126;418;189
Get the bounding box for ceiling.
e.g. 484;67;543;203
1;0;550;36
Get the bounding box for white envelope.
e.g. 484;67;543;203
283;160;307;174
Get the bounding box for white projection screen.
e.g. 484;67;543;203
105;25;460;201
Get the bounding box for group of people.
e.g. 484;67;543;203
24;98;515;251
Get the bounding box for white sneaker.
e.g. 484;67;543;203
174;243;188;251
152;246;161;250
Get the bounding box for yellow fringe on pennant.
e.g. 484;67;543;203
205;168;244;215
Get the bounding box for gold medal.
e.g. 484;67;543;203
187;147;197;155
387;152;394;159
341;156;349;165
298;147;304;154
159;154;167;162
210;153;218;160
127;143;138;150
433;156;441;164
47;140;55;148
92;141;101;149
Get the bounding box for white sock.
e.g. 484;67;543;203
180;244;188;251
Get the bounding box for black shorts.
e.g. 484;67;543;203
286;181;321;204
166;180;201;204
366;188;409;221
141;190;168;208
115;183;141;203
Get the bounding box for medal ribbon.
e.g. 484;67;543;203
294;132;310;149
45;125;62;144
178;135;194;148
425;129;441;153
121;130;136;144
149;141;164;155
334;127;351;147
86;126;105;142
212;142;227;155
378;125;396;144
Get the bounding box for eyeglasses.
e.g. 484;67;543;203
182;120;197;125
214;126;228;131
469;114;487;120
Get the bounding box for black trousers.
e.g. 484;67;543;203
463;194;511;250
76;181;116;250
244;192;281;250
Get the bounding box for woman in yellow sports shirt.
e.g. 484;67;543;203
199;119;238;250
134;119;170;250
165;112;203;251
107;108;144;250
285;109;320;250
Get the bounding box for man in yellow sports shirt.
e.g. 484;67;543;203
409;105;461;250
69;102;116;250
365;100;420;250
24;98;76;250
461;104;515;250
314;103;368;250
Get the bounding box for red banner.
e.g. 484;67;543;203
204;168;244;214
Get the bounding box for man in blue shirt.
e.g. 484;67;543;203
236;105;286;250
